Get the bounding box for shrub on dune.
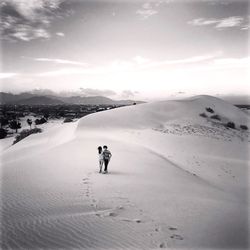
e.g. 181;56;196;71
206;107;214;113
240;125;248;130
210;114;221;121
9;120;21;133
64;118;73;123
13;128;42;145
35;117;47;125
199;113;207;118
0;128;8;139
225;122;236;129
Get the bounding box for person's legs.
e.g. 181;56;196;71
99;160;103;172
104;159;109;172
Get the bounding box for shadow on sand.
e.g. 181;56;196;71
98;170;130;176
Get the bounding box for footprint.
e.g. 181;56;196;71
120;217;142;223
134;219;141;223
168;227;177;231
159;242;166;248
108;212;118;217
170;234;183;240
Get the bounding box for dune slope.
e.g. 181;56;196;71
1;95;249;249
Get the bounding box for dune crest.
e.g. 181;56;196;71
1;96;249;249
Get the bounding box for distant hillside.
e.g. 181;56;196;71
219;95;250;105
0;92;144;105
56;95;118;105
15;96;65;105
56;96;142;105
0;92;35;104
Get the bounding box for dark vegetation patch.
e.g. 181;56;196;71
13;128;42;144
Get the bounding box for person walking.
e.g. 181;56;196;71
97;146;104;173
102;145;112;174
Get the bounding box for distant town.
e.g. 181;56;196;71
0;91;249;142
0;103;136;141
0;91;142;141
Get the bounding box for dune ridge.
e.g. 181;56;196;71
1;95;249;249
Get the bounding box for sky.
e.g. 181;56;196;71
0;0;249;101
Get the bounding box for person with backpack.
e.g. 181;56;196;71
102;145;112;174
97;146;104;173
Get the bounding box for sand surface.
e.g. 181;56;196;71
1;95;249;249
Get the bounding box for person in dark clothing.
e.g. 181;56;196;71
102;145;112;174
97;146;104;173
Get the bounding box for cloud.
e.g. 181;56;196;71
29;88;57;95
110;54;219;71
37;68;84;77
34;58;88;67
188;16;249;30
79;88;116;97
121;90;138;98
0;0;68;41
215;17;244;29
136;9;158;19
36;53;222;77
56;32;65;37
136;2;161;20
180;57;250;74
133;56;150;64
149;54;220;67
0;73;18;79
213;57;250;68
20;88;116;97
188;18;218;26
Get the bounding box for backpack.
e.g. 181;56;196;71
103;150;111;160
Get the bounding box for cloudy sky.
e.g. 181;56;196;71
0;0;249;100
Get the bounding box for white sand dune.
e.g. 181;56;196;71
1;95;249;249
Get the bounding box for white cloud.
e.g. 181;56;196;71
149;54;220;67
38;68;84;77
5;55;249;98
79;88;116;97
121;90;138;98
136;1;172;20
176;57;250;74
241;25;250;30
56;32;65;37
188;18;218;26
36;53;222;77
142;3;152;9
136;2;160;20
133;56;150;64
213;57;250;68
34;58;88;67
0;73;18;79
0;0;67;41
136;9;158;19
7;0;62;17
215;17;244;29
188;16;249;30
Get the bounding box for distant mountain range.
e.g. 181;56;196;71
0;92;144;105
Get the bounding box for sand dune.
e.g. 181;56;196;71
1;95;249;249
